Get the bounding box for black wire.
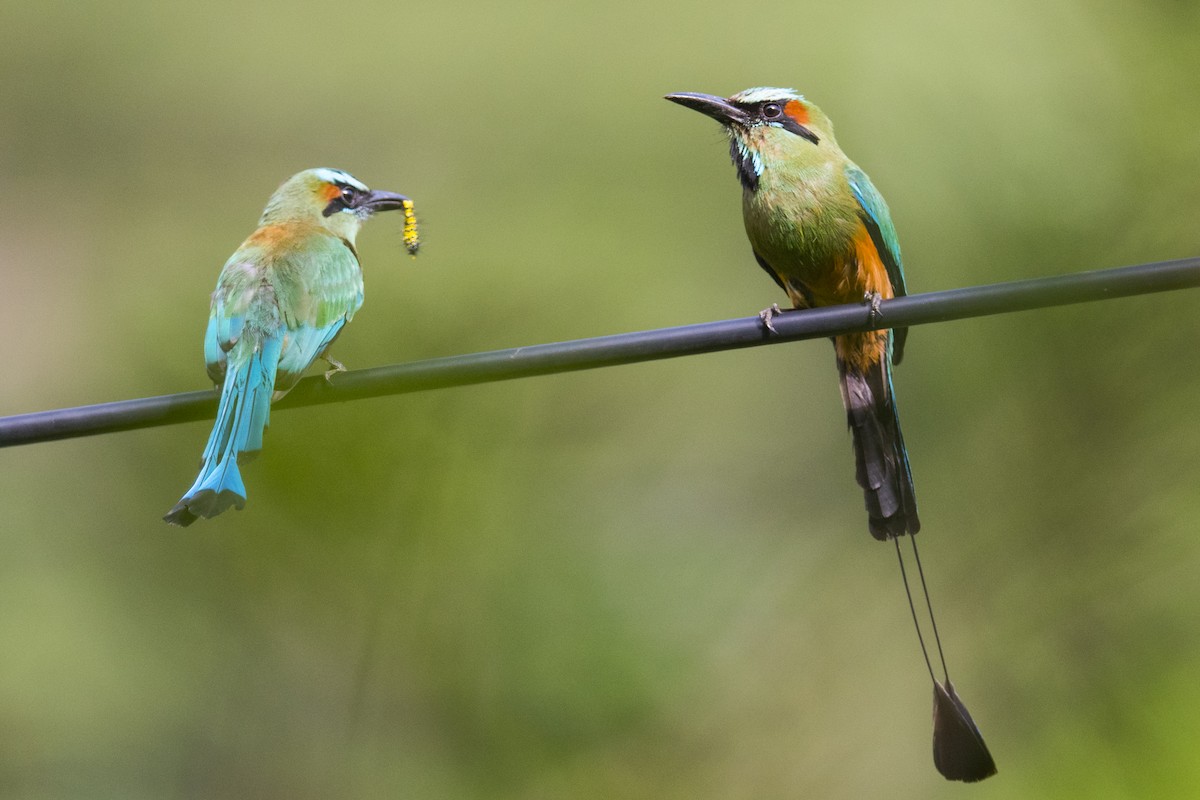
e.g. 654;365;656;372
2;256;1199;448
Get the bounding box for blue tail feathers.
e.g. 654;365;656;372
164;336;282;527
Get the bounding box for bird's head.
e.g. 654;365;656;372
259;168;411;245
665;87;836;192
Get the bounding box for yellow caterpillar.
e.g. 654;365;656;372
401;199;420;257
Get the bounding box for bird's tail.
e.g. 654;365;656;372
164;336;283;527
839;333;994;780
836;332;919;539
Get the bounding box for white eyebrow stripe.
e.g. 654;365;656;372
732;87;804;104
312;168;369;191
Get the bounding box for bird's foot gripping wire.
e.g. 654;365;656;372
863;291;883;326
758;303;783;334
322;355;348;383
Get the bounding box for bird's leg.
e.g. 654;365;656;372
864;291;883;326
759;303;783;334
322;355;347;383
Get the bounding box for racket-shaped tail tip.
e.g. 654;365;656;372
932;680;997;782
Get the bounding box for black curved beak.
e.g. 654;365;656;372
362;190;410;213
665;92;749;126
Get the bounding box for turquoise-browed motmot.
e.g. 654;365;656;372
666;88;996;782
164;168;414;527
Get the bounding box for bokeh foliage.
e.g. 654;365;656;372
2;1;1199;797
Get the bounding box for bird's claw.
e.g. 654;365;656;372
864;291;883;325
322;355;347;383
759;303;783;334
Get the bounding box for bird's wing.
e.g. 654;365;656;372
753;250;788;293
203;255;258;385
845;163;905;298
845;162;909;363
271;234;365;394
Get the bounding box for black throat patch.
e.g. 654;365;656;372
728;138;759;192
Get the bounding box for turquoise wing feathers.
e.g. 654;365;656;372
845;163;906;298
845;162;910;364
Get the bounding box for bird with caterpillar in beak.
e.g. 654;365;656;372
665;87;996;782
164;168;417;527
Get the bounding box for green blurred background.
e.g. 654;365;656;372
2;0;1199;797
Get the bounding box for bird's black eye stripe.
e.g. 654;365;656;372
324;183;364;215
754;99;821;145
323;183;362;217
